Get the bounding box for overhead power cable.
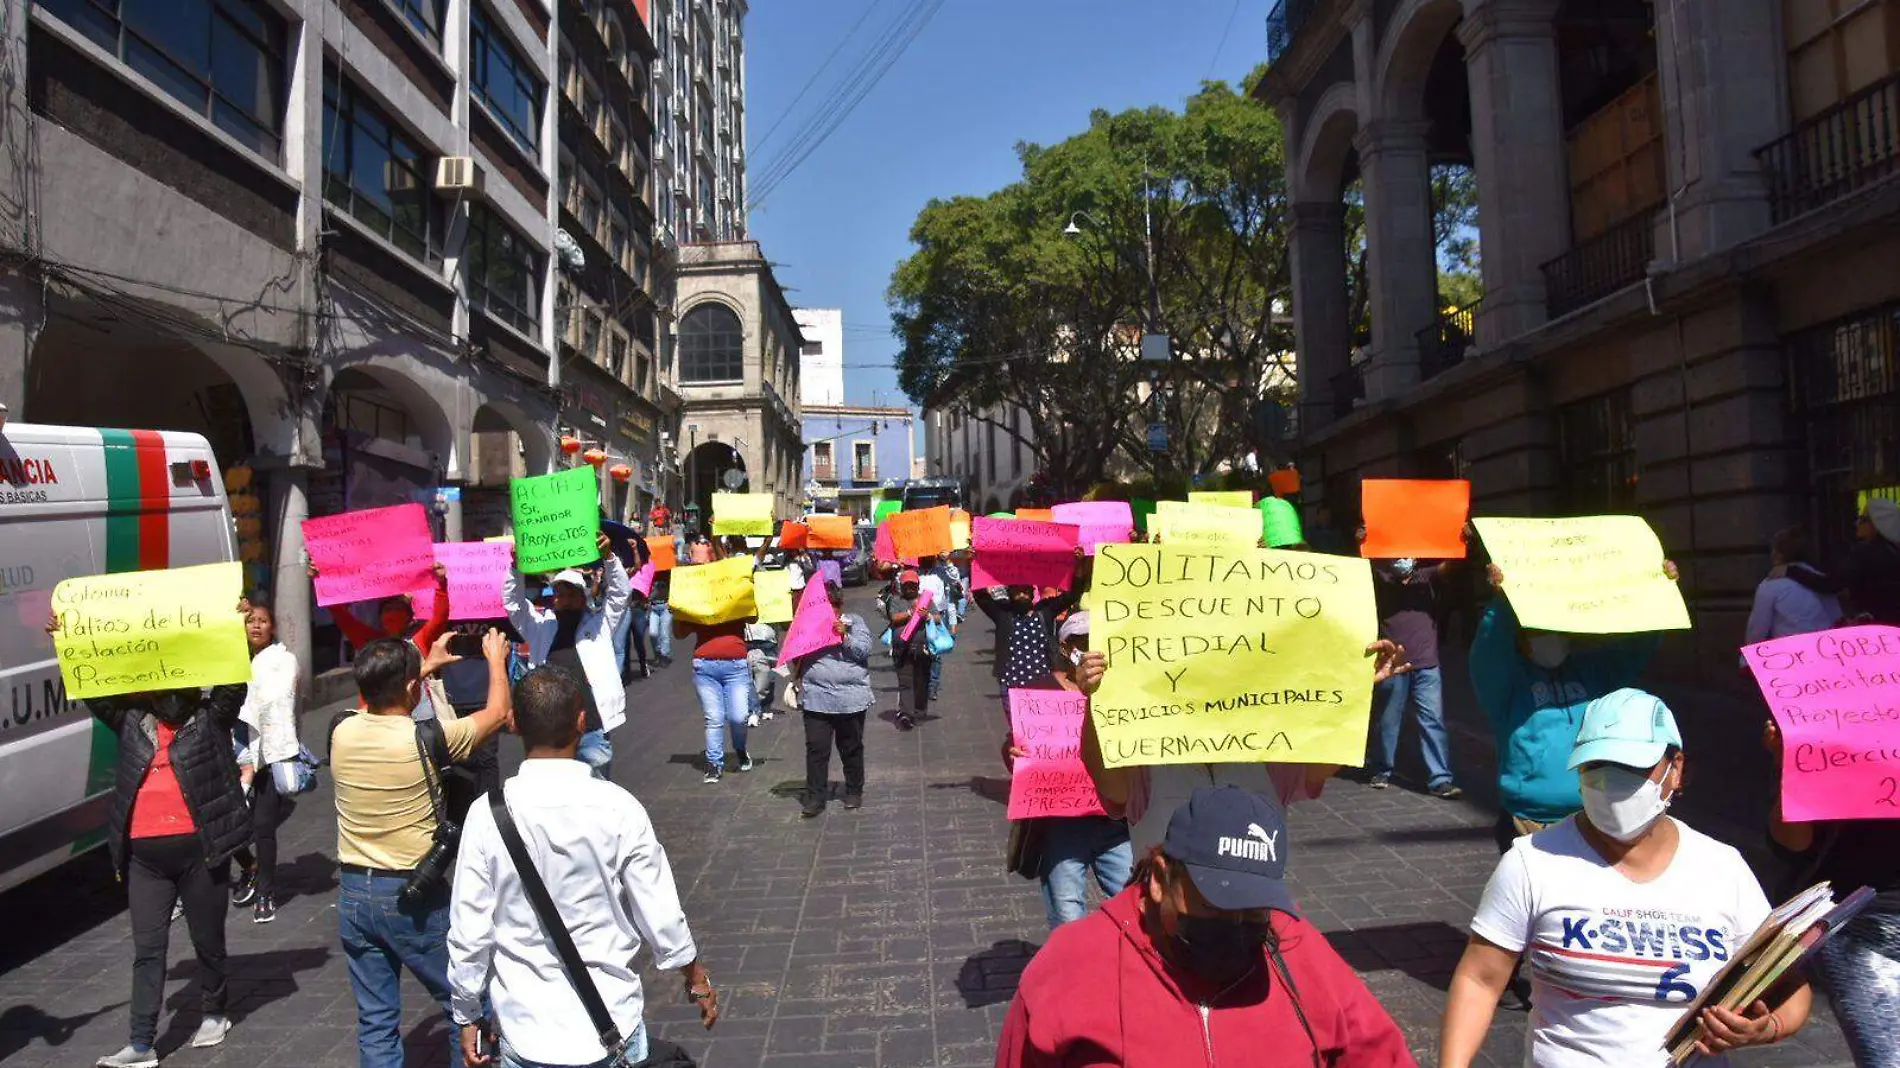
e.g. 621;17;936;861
750;0;886;158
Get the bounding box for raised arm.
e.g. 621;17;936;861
500;562;545;641
331;605;380;651
410;563;452;653
600;537;632;628
206;683;249;731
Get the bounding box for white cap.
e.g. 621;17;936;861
551;569;588;590
1058;611;1090;642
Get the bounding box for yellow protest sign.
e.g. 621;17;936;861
669;557;758;624
52;562;252;699
711;493;775;536
1189;491;1254;510
1473;516;1690;634
753;568;795;624
1153;501;1261;547
949;510;972;551
1086;544;1377;768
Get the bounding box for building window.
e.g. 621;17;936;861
384;0;445;46
578;174;603;235
467;205;542;333
635;344;651;395
1789;301;1900;565
609;330;629;381
854;441;874;481
471;4;545;155
580;310;601;362
1556;389;1636;516
679;303;744;382
813;441;833;478
608;210;629;272
323;71;439;262
48;0;287;157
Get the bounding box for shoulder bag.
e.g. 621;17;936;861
489;794;699;1068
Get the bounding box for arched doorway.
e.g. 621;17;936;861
683;440;744;532
315;367;451;533
466;401;554;539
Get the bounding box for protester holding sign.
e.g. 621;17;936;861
502;533;632;780
1361;527;1465;799
1844;499;1900;624
1441;690;1813;1068
882;569;939;731
1761;721;1900;1068
976;554;1084;696
1470;559;1673;856
793;581;874;818
998;786;1414;1067
673;541;757;783
57;596;254;1068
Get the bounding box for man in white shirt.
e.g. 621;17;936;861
448;667;719;1067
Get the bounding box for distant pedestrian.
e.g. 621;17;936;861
1364;548;1461;799
882;569;938;731
448;667;718;1068
330;632;513;1068
976;560;1083;697
677;539;754;783
1844;499;1900;624
1743;526;1843;644
794;581;872;817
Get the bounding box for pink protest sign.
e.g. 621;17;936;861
1052;501;1135;556
1007;689;1107;820
972;517;1080;592
630;562;657;598
430;542;513;619
1743;624;1900;822
777;579;841;667
873;522;918;566
303;504;436;607
900;590;934;642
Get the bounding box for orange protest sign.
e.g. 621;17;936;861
808;515;855;550
779;522;809;549
1359;479;1470;559
647;539;678;571
1268;468;1301;498
1016;508;1055;523
886;506;953;559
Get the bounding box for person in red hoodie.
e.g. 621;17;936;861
997;785;1417;1068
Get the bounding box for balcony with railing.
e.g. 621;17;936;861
852;462;877;483
1266;0;1323;64
1540;205;1658;319
1757;71;1900;224
812;462;836;482
1416;298;1481;381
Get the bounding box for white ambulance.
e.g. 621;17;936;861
0;421;236;892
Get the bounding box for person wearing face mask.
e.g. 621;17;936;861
502;533;631;781
65;647;253;1068
1440;689;1814;1068
1469;562;1674;854
1361;537;1463;799
997;785;1415;1067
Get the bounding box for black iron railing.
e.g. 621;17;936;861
1416;298;1481;380
1267;0;1322;64
1330;362;1366;419
1541;206;1658;319
1757;71;1900;224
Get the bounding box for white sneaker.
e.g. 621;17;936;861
189;1016;231;1049
746;714;760;728
762;711;775;721
96;1046;158;1068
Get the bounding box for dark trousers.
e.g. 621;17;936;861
250;769;281;896
127;834;229;1046
894;648;933;717
625;606;650;677
444;730;502;827
804;710;866;803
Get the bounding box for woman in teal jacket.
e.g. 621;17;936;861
1468;562;1675;852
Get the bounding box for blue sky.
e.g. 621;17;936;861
743;0;1265;413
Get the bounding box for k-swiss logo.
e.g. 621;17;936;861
1216;823;1279;863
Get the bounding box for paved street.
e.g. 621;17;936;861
0;589;1855;1067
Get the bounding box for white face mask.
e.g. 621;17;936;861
1527;634;1571;669
1579;763;1673;842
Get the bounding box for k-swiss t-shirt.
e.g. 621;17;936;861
1470;816;1771;1067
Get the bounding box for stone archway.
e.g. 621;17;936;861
683;440;745;531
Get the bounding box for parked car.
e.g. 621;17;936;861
839;525;876;587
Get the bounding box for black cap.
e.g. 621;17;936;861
1162;785;1297;915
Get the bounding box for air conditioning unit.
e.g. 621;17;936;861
434;156;484;198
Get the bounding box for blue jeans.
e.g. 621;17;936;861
500;1023;646;1068
647;601;673;660
695;657;751;768
1039;816;1133;929
577;728;612;781
1370;665;1452;788
627;606;649;672
611;610;633;674
338;870;461;1068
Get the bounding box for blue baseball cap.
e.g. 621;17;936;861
1162;785;1297;915
1567;688;1683;771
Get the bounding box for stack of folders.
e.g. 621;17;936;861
1664;882;1875;1064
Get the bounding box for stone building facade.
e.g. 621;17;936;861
0;0;571;676
672;239;803;523
649;0;746;244
1261;0;1900;677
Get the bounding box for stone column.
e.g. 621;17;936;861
264;466;313;686
1355;120;1436;401
1460;0;1569;344
1652;0;1784;260
1288;202;1352;424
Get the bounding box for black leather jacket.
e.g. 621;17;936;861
89;686;253;878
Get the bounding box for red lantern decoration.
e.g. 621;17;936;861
559;435;583;455
583;448;609;466
609;463;633;482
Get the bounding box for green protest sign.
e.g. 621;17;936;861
510;467;601;572
1260;497;1304;547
